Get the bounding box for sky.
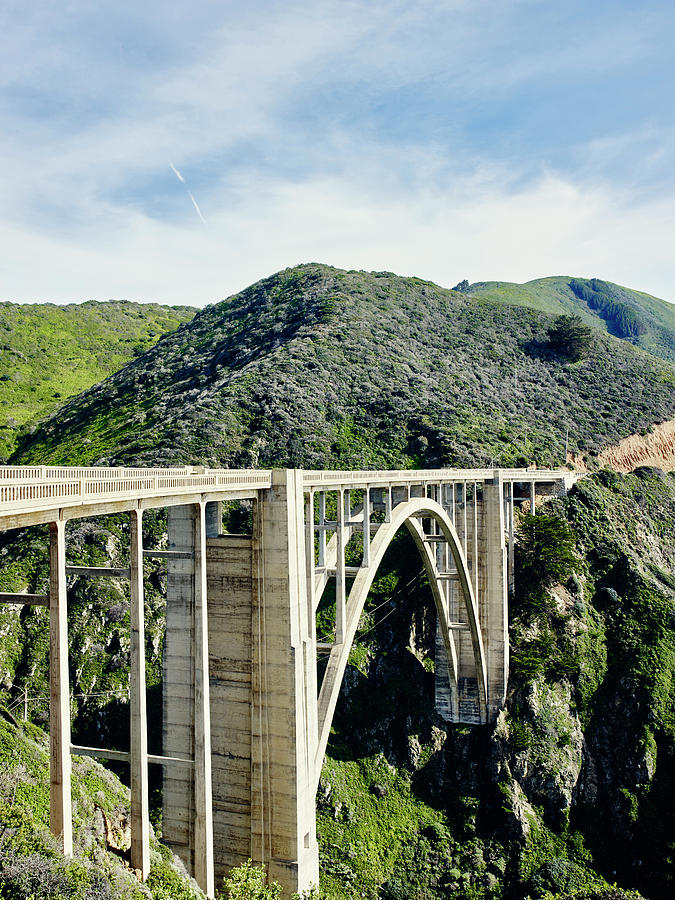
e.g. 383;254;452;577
1;0;675;307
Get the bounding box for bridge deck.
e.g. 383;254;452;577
0;465;574;530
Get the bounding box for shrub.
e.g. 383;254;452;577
219;860;282;900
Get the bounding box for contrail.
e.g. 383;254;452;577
169;162;185;183
187;190;207;225
169;161;206;224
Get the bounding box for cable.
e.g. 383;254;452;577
316;567;425;644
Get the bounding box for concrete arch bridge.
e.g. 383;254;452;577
0;465;575;896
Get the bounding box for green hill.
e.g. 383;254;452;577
0;300;196;459
12;264;675;470
467;276;675;361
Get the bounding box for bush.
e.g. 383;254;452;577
219;860;282;900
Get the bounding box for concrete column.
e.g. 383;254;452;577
462;482;468;559
163;505;197;870
483;478;509;720
508;484;515;596
49;519;72;857
194;503;215;897
362;487;370;567
472;483;479;603
130;508;150;879
335;489;346;643
251;469;319;895
317;493;326;567
207;534;255;880
530;481;536;515
205;501;222;538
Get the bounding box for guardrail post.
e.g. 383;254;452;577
49;519;72;856
130;508;150;879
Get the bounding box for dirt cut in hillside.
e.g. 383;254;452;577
596;416;675;472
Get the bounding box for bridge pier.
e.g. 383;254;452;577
163;472;319;896
483;478;509;719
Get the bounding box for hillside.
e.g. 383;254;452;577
12;265;675;469
467;276;675;362
0;710;203;899
0;300;196;459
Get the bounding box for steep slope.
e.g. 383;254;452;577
467;276;675;362
0;710;203;899
12;265;675;470
0;300;195;459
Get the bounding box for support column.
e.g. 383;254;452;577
130;508;150;879
251;469;319;896
483;478;509;721
362;487;370;567
163;506;196;869
508;484;515;596
205;501;222;539
194;503;215;897
335;489;346;644
49;519;72;857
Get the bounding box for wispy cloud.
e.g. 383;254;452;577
1;0;674;303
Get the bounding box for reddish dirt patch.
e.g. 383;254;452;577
595;418;675;473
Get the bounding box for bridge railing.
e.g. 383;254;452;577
0;465;574;517
0;470;273;513
303;467;571;488
0;465;240;482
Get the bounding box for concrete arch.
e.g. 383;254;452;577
314;497;488;785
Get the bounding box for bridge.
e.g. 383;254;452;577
0;464;575;896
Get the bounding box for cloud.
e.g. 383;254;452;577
1;0;674;303
2;163;674;306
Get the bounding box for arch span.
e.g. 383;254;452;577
314;496;488;784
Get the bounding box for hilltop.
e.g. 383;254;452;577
467;276;675;362
0;299;196;459
13;264;675;469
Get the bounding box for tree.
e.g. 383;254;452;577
452;279;470;293
546;315;593;362
514;513;577;616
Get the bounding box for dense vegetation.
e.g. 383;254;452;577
568;280;645;340
0;300;195;458
468;276;675;362
12;265;675;470
0;711;202;899
546;317;594;363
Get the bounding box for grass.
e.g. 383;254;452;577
0;299;195;458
